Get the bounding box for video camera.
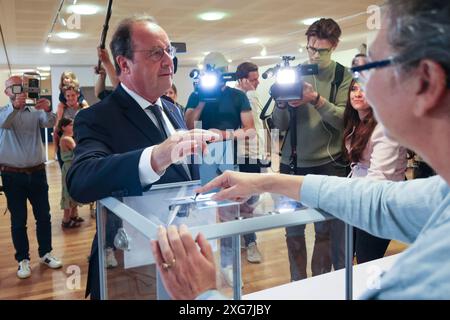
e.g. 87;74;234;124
189;64;236;102
11;72;41;105
262;56;318;102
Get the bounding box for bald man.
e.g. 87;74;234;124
0;75;62;279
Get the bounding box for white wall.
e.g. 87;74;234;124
0;70;11;106
50;65;113;111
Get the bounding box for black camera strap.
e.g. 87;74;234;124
329;62;345;104
259;96;273;121
288;107;298;174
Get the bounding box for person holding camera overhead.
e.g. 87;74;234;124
184;52;255;285
0;76;62;279
272;18;353;281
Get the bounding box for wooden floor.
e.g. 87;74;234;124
0;144;408;300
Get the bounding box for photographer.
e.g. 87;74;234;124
184;52;255;284
0;76;62;279
272;18;352;280
94;47;119;100
185;52;255;142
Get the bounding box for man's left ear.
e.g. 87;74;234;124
413;59;447;117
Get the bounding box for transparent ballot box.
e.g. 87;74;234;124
97;180;354;300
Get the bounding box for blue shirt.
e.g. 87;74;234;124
0;103;56;168
198;175;450;299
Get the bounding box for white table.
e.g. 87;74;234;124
243;254;401;300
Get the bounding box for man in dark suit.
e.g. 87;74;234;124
66;15;217;299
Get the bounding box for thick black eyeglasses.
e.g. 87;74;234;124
350;57;397;85
351;57;394;74
352;56;450;88
306;45;333;55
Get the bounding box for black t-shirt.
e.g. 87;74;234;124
186;86;251;130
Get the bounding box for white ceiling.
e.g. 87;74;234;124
0;0;382;70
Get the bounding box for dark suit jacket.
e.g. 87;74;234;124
67;84;198;203
66;84;198;299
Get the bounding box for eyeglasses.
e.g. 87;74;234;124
306;45;333;55
133;45;176;62
352;55;450;89
350;56;401;89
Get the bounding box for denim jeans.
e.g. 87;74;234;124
281;161;347;280
1;170;53;262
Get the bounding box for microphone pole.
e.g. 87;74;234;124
97;0;114;71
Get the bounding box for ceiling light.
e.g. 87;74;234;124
60;17;67;26
67;4;99;15
47;34;52;38
39;72;50;77
242;38;259;44
56;32;81;39
198;12;227;21
50;48;68;54
198;64;204;70
41;77;48;80
37;66;51;71
298;47;304;53
301;17;320;26
203;51;210;56
45;47;51;53
228;59;233;63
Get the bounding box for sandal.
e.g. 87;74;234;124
62;220;81;229
71;216;85;223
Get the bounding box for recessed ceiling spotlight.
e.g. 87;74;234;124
45;47;51;53
198;12;227;21
67;4;99;15
56;32;80;39
301;17;320;26
242;38;260;44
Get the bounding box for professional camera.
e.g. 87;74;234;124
262;56;318;102
11;72;41;105
189;64;236;102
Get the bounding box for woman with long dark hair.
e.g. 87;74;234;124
343;80;407;263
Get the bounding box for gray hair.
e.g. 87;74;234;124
385;0;450;84
109;15;158;75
